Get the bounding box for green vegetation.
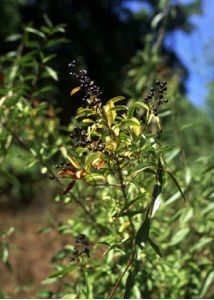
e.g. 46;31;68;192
0;1;213;298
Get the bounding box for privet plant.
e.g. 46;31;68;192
1;21;213;299
123;37;214;299
45;61;185;299
0;19;67;203
0;20;66;290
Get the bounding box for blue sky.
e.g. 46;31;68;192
127;0;214;106
167;0;214;106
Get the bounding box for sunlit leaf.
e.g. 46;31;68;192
82;118;94;123
169;228;190;246
85;173;106;183
130;117;141;136
70;86;81;96
104;100;116;126
153;115;161;130
67;155;81;170
198;270;214;298
48;265;75;279
107;96;125;104
58;170;75;176
25;27;46;38
191;237;212;252
45;66;58;81
2;242;9;263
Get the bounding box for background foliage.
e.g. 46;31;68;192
0;0;213;298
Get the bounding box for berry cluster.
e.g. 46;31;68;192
70;127;89;148
69;234;90;262
68;60;102;107
69;127;105;153
55;161;75;172
144;80;168;116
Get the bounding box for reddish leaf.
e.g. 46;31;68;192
62;181;75;195
57;170;75;177
94;160;106;170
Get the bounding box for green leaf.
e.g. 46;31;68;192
134;101;149;111
63;293;77;299
135;213;150;247
124;270;135;299
127;103;136;118
166;170;186;201
6;227;15;237
169;228;190;246
109;105;128;112
130;117;141;136
25;27;46;38
108;96;125;104
149;184;162;218
45;66;58;81
198;270;214;298
150;193;162;218
165;148;180;163
148;238;162;257
67;155;81;169
41;277;57;285
2;241;9;263
104;100;116;126
201;202;214;215
5;34;21;42
76;107;94;119
85;153;99;172
42;54;56;63
85;173;106;183
48;265;75;279
191;237;213;252
151;12;164;29
122;119;141;127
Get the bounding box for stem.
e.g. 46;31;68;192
109;250;135;299
154;0;170;50
115;156;135;234
115;156;128;205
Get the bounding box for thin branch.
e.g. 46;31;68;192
109;250;136;299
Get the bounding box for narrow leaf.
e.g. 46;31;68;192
124;270;135;299
198;270;214;298
67;155;81;170
148;238;162;257
2;242;9;263
45;66;58;81
70;86;81;96
62;181;75;195
135;213;150;246
166;170;186;201
169;228;189;246
108;96;125;104
49;265;74;279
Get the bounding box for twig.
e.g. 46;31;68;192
109;250;135;299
